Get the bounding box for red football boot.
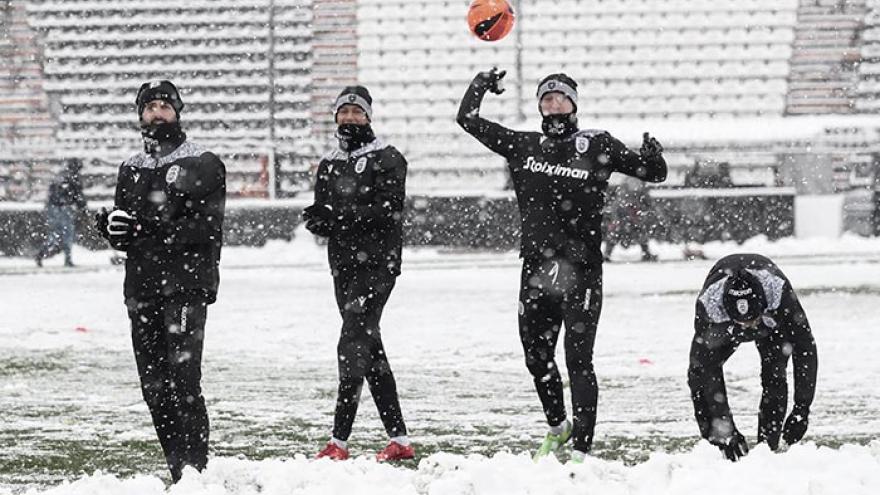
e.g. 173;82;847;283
316;441;350;460
376;441;415;462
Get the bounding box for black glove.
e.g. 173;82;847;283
303;204;335;237
782;406;809;445
106;209;135;238
303;203;335;223
477;67;506;95
94;208;110;239
711;429;749;462
640;132;663;160
306;218;333;237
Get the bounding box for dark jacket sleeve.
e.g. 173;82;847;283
604;133;667;183
310;158;332;211
779;286;818;412
456;74;520;159
165;152;226;245
106;164;131;251
337;148;406;228
688;300;739;442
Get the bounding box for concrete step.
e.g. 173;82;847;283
784;104;854;115
788;87;854;99
789;80;858;91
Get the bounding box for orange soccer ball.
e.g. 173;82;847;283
467;0;516;42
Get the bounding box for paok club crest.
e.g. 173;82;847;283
355;157;368;174
165;164;181;184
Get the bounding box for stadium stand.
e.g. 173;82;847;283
311;0;358;142
787;0;865;115
356;0;880;192
859;0;880;111
2;0;880;201
4;0;314;200
0;1;57;200
357;0;806;190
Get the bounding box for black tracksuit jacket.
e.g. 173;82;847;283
107;141;226;303
457;75;667;264
311;139;407;274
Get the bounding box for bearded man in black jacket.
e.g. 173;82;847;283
95;80;225;482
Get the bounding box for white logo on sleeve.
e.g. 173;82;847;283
576;136;589;154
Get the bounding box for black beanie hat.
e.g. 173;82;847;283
536;73;578;112
334;85;373;121
722;270;767;323
136;80;184;118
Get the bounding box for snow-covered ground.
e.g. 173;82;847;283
2;229;880;494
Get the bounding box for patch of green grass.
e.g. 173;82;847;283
0;439;167;487
0;352;71;378
807;435;878;449
591;436;698;464
212;417;326;459
2;348;877;492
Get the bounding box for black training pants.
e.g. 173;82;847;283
518;257;603;453
331;265;407;441
128;294;209;482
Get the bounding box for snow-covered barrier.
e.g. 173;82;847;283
0;189;797;255
0;201;304;255
404;189;794;249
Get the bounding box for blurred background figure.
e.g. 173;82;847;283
35;158;86;267
603;177;658;262
679;159;735;261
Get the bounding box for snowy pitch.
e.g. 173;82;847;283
1;230;879;494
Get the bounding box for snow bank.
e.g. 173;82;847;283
18;441;880;495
